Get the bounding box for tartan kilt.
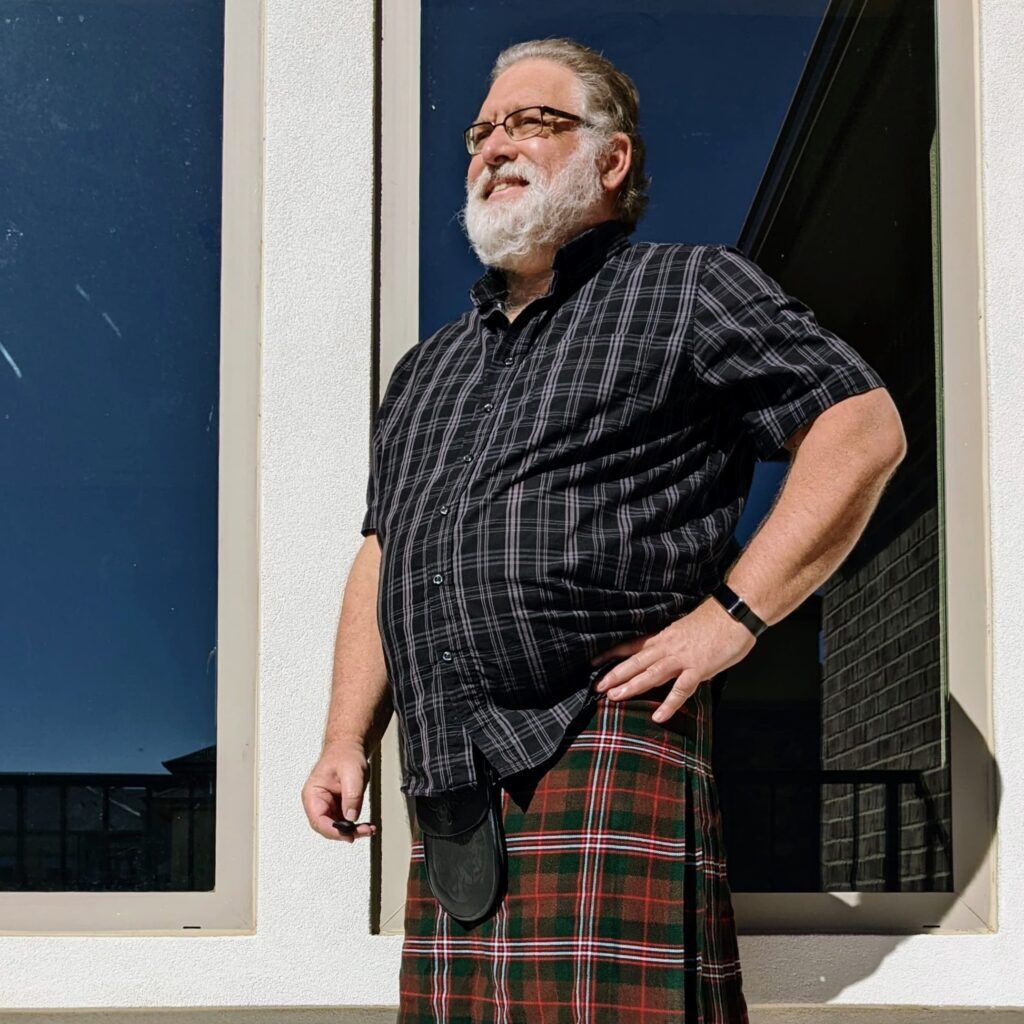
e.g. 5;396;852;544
397;676;749;1024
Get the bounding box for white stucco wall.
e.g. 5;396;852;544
0;0;1022;1015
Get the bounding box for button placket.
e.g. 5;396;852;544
433;555;479;703
434;319;529;525
428;316;538;684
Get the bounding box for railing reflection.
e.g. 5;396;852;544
715;767;953;892
0;745;215;892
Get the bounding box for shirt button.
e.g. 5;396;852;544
441;650;453;662
439;505;449;515
463;454;473;463
503;356;514;365
482;403;493;412
432;573;444;584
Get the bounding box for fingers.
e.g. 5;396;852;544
652;669;702;723
320;820;378;844
331;820;378;845
302;750;375;843
307;806;378;843
311;814;342;841
304;786;342;840
595;647;663;692
302;782;339;838
339;766;367;822
597;662;702;722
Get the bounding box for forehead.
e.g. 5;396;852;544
475;58;581;120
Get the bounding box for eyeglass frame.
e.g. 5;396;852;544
463;105;593;155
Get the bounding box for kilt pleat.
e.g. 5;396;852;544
397;678;749;1023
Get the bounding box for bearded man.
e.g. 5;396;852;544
303;36;906;1024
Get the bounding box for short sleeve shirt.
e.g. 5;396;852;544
362;219;886;796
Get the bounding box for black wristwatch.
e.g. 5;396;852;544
710;581;768;638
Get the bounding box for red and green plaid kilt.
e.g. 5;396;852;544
397;677;749;1023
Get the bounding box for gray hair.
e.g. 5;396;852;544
488;37;651;231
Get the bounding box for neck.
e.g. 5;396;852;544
492;212;616;315
497;232;568;314
503;262;555;314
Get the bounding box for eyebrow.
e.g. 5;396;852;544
473;102;543;123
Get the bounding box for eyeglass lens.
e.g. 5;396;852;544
466;107;547;153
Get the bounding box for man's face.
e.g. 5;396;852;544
466;58;586;203
461;58;611;271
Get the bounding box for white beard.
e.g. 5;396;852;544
460;130;609;270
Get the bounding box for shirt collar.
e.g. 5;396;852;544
469;218;631;317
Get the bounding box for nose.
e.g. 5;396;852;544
476;124;518;166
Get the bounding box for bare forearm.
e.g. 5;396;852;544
321;535;393;755
724;397;905;626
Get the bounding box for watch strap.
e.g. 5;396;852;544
710;581;767;638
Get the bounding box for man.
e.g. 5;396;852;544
303;37;906;1023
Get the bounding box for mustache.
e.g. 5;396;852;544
470;163;539;199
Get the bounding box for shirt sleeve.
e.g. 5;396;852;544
689;244;887;460
360;343;422;538
360;461;379;538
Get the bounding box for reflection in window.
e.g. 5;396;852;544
0;757;215;891
420;0;947;892
0;5;224;891
715;0;948;894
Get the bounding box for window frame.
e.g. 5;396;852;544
372;0;993;936
374;0;423;936
0;0;262;935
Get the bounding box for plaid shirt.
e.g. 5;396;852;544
362;218;886;797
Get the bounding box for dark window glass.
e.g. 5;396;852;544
67;786;104;832
22;835;62;889
109;787;147;832
0;3;224;891
24;786;60;833
0;837;16;886
0;789;15;830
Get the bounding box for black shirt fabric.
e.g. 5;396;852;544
362;218;886;797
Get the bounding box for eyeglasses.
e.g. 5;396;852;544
463;105;591;155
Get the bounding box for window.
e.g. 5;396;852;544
0;0;261;932
373;0;992;935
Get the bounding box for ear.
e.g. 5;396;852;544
599;132;632;194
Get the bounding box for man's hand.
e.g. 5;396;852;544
301;738;378;844
590;597;757;721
